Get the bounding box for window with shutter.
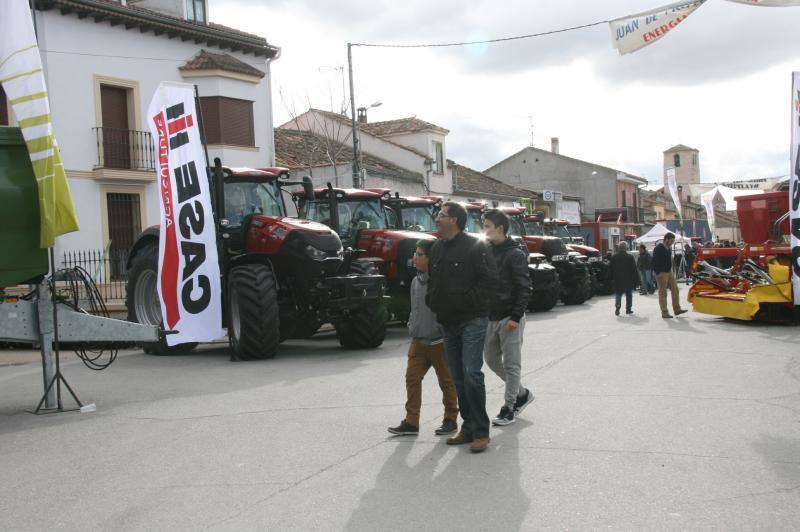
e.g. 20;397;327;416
199;96;254;147
0;85;8;126
100;85;131;168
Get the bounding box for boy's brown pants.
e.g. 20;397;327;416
404;340;459;426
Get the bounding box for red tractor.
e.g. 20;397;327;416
126;161;388;359
379;197;562;312
294;185;436;323
543;218;613;295
513;211;593;305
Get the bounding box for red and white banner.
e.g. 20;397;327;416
147;82;223;345
609;0;706;55
790;72;800;305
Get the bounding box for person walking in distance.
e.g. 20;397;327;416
481;210;535;426
652;232;688;319
610;241;638;315
637;244;655;295
388;240;459;437
427;202;498;453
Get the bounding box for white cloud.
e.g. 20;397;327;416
213;0;800;183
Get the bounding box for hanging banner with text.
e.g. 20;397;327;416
665;167;683;221
609;0;706;55
790;72;800;305
701;188;716;236
725;0;800;6
147;82;223;345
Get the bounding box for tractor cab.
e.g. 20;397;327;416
296;187;388;249
374;191;441;233
461;202;486;235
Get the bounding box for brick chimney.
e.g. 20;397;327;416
551;137;559;154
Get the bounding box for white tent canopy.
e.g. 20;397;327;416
634;223;694;249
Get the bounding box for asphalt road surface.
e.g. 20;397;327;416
2;287;800;530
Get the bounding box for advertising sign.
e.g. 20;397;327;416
610;0;706;55
147;83;224;345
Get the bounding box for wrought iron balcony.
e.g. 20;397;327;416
93;127;155;171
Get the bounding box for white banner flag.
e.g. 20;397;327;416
147;83;223;345
725;0;800;6
701;189;716;235
790;72;800;305
665;167;683;220
610;0;707;55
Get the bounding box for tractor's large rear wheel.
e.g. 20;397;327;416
228;263;280;360
126;243;197;356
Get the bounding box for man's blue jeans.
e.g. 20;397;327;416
443;317;490;439
639;270;655;294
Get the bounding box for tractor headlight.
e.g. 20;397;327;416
305;244;329;261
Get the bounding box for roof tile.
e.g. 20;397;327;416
180;50;265;78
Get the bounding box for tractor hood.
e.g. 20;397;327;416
253;216;334;235
363;229;436;242
568;244;600;257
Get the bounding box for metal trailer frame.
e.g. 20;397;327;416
1;281;159;413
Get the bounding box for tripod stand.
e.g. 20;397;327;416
33;249;82;414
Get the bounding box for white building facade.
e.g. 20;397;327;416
1;0;280;261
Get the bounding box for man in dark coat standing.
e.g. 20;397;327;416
427;202;498;453
610;241;638;315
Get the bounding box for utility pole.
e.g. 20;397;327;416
347;43;359;188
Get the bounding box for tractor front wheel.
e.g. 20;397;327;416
530;281;560;312
562;275;592;305
334;304;389;349
228;263;280;360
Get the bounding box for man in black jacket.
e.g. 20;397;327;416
428;202;498;453
610;241;638;315
482;210;535;426
652;233;688;318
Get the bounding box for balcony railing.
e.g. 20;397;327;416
93;127;155;171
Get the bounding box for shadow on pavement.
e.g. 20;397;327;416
346;421;531;531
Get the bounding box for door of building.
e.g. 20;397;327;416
106;192;141;278
100;85;130;168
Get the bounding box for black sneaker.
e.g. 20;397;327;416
435;419;458;435
492;405;515;426
388;420;419;435
514;388;536;414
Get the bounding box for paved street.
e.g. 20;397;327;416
2;287;800;530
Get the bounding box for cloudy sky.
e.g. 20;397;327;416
214;0;800;184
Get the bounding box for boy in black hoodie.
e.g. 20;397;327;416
482;210;535;426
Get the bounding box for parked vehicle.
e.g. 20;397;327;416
544;218;612;295
688;191;795;322
507;209;592;305
126;162;388;359
295;186;436;323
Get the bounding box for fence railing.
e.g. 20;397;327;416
60;249;131;302
93;127;155;170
